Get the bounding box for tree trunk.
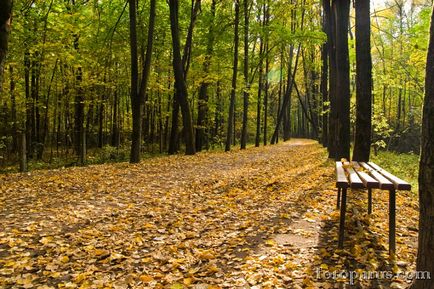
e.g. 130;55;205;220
352;0;372;162
320;0;329;147
128;0;141;163
334;0;350;160
196;0;216;152
168;0;200;155
411;5;434;289
225;0;240;152
0;0;12;90
169;0;196;155
327;0;338;159
240;0;249;150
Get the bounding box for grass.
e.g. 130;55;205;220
371;150;419;192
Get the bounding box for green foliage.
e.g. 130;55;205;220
371;150;419;192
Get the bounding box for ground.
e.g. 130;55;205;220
0;140;419;288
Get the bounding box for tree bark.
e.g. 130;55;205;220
225;0;240;152
0;0;12;90
334;0;350;160
321;0;329;147
352;0;372;161
240;0;249;150
169;0;196;155
327;0;338;159
128;0;140;163
196;0;216;152
411;4;434;289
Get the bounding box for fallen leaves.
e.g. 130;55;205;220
0;140;419;288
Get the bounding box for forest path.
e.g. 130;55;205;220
0;140;418;288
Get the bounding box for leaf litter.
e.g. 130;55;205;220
0;140;418;288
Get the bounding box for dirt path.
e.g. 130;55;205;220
0;140;418;288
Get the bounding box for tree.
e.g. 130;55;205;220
196;0;216;152
320;0;329;147
352;0;372;162
333;0;350;160
411;4;434;289
128;0;140;163
0;0;12;89
240;0;249;150
169;0;195;155
225;0;240;152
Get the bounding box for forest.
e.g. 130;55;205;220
1;0;434;288
0;0;430;168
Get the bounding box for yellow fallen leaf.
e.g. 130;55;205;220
140;275;153;283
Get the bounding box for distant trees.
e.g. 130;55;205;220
411;4;434;289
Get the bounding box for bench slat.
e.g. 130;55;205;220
343;162;364;189
367;162;411;190
336;162;349;188
359;162;395;190
351;162;379;188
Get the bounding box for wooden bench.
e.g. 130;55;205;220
335;160;411;255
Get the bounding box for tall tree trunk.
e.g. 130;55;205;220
271;44;300;144
352;0;372;161
130;0;156;162
327;0;338;159
0;0;12;90
169;0;196;155
128;0;141;163
225;0;240;152
73;31;85;164
263;2;270;146
10;65;17;152
321;0;329;147
334;0;350;160
196;0;216;152
169;0;200;154
240;0;249;150
255;36;264;147
411;5;434;289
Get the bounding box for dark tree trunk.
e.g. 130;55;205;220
327;0;338;159
169;0;196;155
271;44;300;144
334;0;350;160
128;0;141;163
168;0;200;155
130;0;156;162
353;0;372;161
255;36;264;147
111;90;120;148
10;65;17;152
263;3;270;146
320;0;329;147
411;6;434;289
73;32;85;164
240;0;249;150
225;0;240;152
196;0;216;152
0;0;12;89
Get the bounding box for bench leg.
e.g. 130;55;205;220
338;188;347;249
389;188;396;256
337;188;341;209
368;188;372;214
